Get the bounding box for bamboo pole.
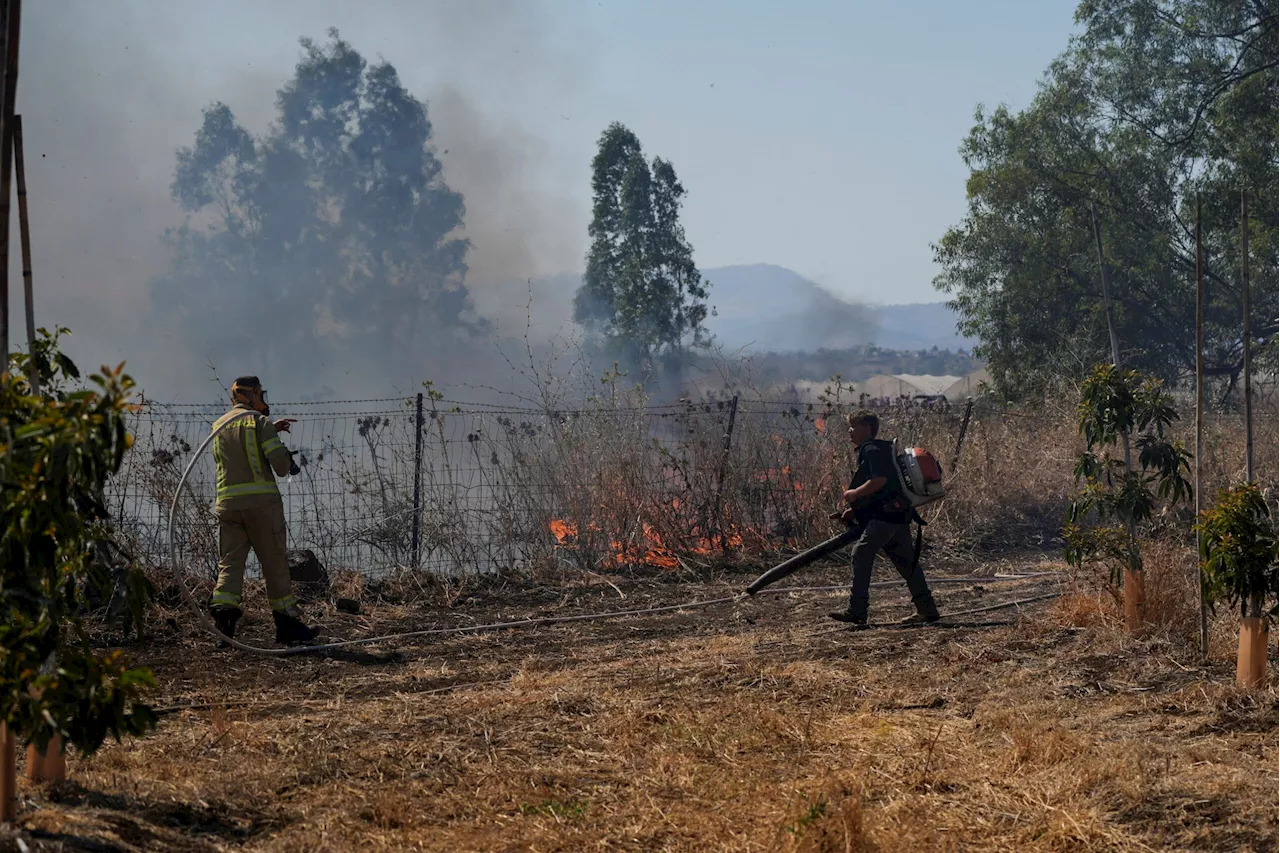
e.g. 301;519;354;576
1241;190;1253;483
14;113;34;394
1195;193;1207;657
0;0;18;376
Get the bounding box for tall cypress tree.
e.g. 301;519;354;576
574;122;710;370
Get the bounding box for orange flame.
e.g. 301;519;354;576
549;518;575;543
549;514;745;570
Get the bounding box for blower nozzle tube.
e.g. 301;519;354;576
745;526;861;595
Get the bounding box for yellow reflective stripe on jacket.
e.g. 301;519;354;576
213;430;227;495
244;421;266;483
213;407;280;503
260;435;285;457
218;481;280;499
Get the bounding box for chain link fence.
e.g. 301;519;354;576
108;394;991;580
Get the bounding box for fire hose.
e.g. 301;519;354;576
168;412;1061;657
744;526;863;594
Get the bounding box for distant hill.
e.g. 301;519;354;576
698;263;975;353
471;263;977;354
873;302;976;352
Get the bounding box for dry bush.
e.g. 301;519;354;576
110;360;1276;598
1138;538;1201;638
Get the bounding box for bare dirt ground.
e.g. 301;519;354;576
1;558;1276;852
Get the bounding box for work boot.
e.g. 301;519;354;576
827;609;869;629
211;606;243;644
273;607;318;645
901;596;940;626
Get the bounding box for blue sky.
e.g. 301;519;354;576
580;1;1083;301
15;0;1081;382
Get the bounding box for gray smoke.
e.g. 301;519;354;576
12;1;593;404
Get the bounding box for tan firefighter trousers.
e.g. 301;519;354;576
212;501;297;612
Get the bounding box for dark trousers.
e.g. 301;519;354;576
847;519;937;620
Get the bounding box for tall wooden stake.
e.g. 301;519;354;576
14;113;35;394
1241;190;1253;483
1092;203;1131;469
0;723;12;823
1091;203;1123;369
1094;202;1143;630
1195;193;1208;657
0;0;18;377
0;1;18;821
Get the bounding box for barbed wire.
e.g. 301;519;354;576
110;396;1269;583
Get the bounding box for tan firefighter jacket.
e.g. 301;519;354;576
211;405;293;511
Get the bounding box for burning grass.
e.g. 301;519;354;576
120;381;1276;584
3;561;1276;852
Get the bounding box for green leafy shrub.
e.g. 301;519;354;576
1;328;157;754
1063;363;1192;583
1197;483;1278;620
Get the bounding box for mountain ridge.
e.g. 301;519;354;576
470;263;976;354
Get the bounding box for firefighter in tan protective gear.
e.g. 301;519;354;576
208;376;318;645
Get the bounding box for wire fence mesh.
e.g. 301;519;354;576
108;393;1271;583
107;386;1269;581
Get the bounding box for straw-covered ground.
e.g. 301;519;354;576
1;553;1276;852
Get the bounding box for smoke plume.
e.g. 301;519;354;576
13;1;593;404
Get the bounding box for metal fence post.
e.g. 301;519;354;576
951;397;974;474
1241;189;1253;483
411;392;424;569
1195;193;1207;656
713;394;739;552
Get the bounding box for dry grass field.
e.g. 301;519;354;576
2;401;1274;852
1;549;1275;852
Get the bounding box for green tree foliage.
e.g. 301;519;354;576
934;0;1278;398
1;330;157;755
151;29;476;380
1197;483;1277;619
1064;363;1192;582
574;122;711;372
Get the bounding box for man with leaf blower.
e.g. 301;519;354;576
208;376;318;645
827;410;940;628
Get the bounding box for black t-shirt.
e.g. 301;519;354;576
849;438;908;523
